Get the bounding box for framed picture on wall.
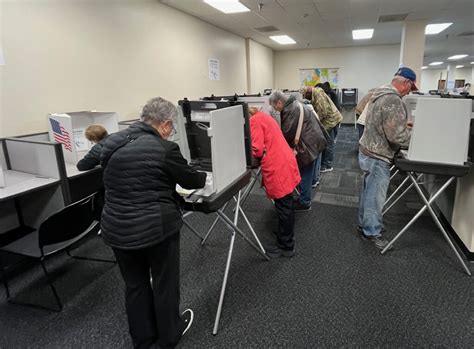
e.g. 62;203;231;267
299;68;339;88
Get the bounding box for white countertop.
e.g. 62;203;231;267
0;170;59;201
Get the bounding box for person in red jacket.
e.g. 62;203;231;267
249;107;301;258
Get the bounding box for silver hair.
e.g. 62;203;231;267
392;75;409;84
269;90;288;107
141;97;177;125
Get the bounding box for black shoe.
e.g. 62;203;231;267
265;245;295;258
293;201;311;212
312;181;320;188
359;232;393;250
181;309;194;335
320;167;333;173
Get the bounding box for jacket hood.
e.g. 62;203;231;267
371;84;401;103
284;93;297;108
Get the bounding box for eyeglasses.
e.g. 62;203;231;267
169;124;177;137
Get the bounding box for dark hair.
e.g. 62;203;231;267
315;82;331;94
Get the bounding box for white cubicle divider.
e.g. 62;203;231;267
403;94;440;121
407;99;472;165
48;111;119;165
0;138;67;235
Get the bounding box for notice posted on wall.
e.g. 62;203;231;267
209;58;220;81
73;128;91;152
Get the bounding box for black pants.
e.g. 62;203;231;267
113;233;183;349
273;193;295;250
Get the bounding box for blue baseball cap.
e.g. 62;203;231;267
395;67;418;91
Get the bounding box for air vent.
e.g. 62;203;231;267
378;13;408;23
254;25;279;33
458;31;474;37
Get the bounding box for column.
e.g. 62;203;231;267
399;20;427;86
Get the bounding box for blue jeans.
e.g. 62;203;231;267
299;159;316;207
321;127;336;169
312;154;322;185
358;152;391;237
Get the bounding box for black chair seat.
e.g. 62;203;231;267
1;222;98;259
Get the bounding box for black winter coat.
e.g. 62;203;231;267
76;138;107;171
281;95;328;168
100;122;206;250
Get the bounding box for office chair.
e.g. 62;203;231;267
0;193;115;311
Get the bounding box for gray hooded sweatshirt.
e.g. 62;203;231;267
359;84;411;163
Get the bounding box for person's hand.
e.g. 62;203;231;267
406;121;413;129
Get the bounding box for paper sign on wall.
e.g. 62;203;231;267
209;58;220;81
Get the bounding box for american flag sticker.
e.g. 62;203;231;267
50;118;72;152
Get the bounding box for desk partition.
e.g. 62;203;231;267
0;138;66;237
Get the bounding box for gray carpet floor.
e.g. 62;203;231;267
0;126;472;348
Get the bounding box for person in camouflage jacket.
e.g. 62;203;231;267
358;67;417;250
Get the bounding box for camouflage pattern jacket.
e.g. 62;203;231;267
359;84;411;163
311;87;343;130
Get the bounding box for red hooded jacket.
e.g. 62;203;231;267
250;111;301;199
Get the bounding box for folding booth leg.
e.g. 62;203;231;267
383;174;423;215
201;201;231;246
182;220;204;241
407;173;471;276
382;174;456;255
384;175;410;208
212;191;241;335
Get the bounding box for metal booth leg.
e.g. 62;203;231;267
382;174;456;254
383;174;423;216
406;173;471;276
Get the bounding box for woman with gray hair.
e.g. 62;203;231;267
100;97;206;348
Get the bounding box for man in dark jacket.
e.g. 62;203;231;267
270;90;327;211
100;97;206;349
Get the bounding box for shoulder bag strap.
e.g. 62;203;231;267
294;102;305;147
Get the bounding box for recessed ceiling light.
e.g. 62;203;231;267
471;62;474;64
429;62;444;66
425;23;452;35
269;35;296;45
203;0;250;14
352;29;374;40
421;66;428;69
456;65;464;68
448;54;468;60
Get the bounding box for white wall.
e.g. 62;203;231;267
0;0;252;137
246;39;273;94
273;44;400;99
420;67;473;92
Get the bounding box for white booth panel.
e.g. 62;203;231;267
408;99;471;165
5;139;61;179
208;105;247;192
49;111;119;164
403;94;440;121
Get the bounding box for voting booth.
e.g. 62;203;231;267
176;99;268;334
48;111;119;165
381;98;472;275
407;98;471;165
